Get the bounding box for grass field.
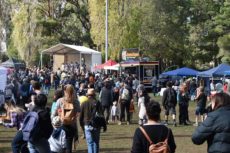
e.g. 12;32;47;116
0;90;207;153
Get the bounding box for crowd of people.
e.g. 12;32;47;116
1;64;230;153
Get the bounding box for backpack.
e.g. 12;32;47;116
140;127;170;153
121;88;130;101
60;99;76;125
167;89;176;106
89;101;106;129
22;110;43;142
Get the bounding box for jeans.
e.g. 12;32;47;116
102;106;110;122
28;138;50;153
119;101;130;122
11;130;29;153
43;85;50;95
84;125;101;153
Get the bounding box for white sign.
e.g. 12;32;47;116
0;67;7;91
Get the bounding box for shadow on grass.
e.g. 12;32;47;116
0;147;11;153
76;147;130;153
174;134;191;137
0;139;12;143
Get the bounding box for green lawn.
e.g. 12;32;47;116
0;90;207;153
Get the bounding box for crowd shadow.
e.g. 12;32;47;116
174;134;191;138
76;147;130;153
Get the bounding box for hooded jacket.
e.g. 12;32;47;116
192;106;230;153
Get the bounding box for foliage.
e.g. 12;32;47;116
1;0;230;68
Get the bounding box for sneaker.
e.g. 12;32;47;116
118;121;122;125
127;121;130;125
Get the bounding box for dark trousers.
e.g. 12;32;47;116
12;130;29;153
102;106;110;122
63;125;76;153
179;104;188;124
119;101;130;122
152;86;157;96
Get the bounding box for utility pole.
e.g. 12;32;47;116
105;0;108;63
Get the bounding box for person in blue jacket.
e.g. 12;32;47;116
192;92;230;153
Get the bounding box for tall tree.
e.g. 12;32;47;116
215;0;230;62
188;0;224;67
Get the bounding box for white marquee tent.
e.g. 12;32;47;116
41;43;102;72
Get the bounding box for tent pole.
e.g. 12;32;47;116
80;53;82;73
40;53;43;69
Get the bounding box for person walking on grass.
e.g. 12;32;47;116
192;92;230;153
80;88;107;153
194;86;207;126
131;100;176;153
162;81;177;126
118;82;133;125
51;84;81;153
99;80;113;124
24;94;53;153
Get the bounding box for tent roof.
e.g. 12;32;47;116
224;70;230;76
1;58;26;69
42;43;101;55
198;63;230;77
94;59;117;69
104;64;119;70
103;59;117;66
161;67;199;76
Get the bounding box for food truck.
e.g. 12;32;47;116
120;48;159;89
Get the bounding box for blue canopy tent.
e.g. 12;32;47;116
161;67;199;76
224;70;230;76
198;63;230;77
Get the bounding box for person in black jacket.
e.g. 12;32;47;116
27;94;53;153
178;84;190;126
99;81;113;123
131;100;176;153
162;81;177;126
192;92;230;153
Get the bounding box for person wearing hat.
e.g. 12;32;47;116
49;116;67;153
80;88;107;153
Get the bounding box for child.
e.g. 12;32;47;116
51;90;63;114
49;116;66;153
111;101;119;123
129;99;135;123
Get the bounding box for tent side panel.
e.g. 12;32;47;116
91;54;102;72
66;54;80;64
83;54;92;71
53;55;65;72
